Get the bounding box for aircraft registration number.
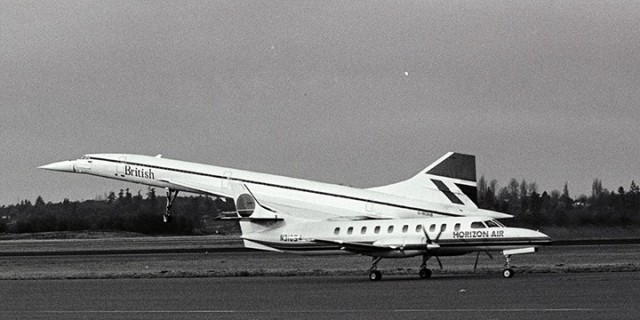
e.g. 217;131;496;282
280;234;303;242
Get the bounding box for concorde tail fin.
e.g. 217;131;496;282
368;152;478;207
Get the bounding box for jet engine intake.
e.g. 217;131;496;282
236;193;256;217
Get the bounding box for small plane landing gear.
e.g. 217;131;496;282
419;254;431;279
163;188;179;223
419;254;441;279
368;257;383;281
503;268;514;278
419;268;432;279
503;254;515;278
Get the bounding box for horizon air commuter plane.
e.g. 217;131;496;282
40;152;551;280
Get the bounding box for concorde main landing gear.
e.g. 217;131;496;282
163;188;179;223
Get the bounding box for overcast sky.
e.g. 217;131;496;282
1;0;639;205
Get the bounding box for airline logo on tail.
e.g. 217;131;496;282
368;152;478;207
424;153;478;205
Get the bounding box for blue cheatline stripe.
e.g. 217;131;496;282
89;156;463;217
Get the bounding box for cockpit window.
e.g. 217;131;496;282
470;221;486;229
485;220;501;228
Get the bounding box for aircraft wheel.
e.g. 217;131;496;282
369;270;382;281
419;268;432;279
503;268;514;278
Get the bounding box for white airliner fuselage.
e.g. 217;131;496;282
243;216;548;257
40;152;551;280
40;153;510;221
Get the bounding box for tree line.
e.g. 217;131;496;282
0;188;236;235
1;178;639;235
478;177;640;228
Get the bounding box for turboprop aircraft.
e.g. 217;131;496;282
40;152;551;280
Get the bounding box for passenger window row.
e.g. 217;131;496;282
333;220;499;236
334;223;458;236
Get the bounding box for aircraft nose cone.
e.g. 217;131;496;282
38;160;76;172
536;230;553;244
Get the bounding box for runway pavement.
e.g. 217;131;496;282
2;237;640;319
2;235;640;256
3;243;640;280
2;272;639;320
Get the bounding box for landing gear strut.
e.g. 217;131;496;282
502;254;514;278
163;188;179;223
419;254;442;279
419;254;432;279
368;257;383;281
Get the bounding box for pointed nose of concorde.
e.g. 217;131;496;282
38;160;77;173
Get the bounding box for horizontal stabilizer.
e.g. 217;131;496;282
243;239;283;252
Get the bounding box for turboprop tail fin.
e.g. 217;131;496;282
368;152;478;207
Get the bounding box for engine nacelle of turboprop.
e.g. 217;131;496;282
372;237;433;258
235;193;256;217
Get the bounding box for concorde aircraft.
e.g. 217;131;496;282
40;152;551;280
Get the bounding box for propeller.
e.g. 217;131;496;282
422;224;443;250
422;225;443;269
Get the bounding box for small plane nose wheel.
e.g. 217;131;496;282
503;254;514;278
369;270;382;281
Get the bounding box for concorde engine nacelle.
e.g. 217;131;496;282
235;193;256;218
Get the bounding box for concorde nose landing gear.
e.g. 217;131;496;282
163;188;179;223
503;254;515;278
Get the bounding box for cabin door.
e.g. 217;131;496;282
116;156;127;177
